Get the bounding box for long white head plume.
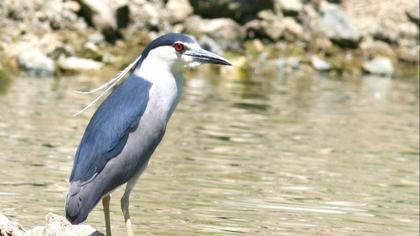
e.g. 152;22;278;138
72;54;142;117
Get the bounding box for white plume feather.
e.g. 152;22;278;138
73;54;142;117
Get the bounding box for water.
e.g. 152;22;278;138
0;71;418;235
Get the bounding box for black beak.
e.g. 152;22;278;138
186;48;232;66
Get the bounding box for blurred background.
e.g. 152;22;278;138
0;0;419;235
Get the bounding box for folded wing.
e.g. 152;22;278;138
70;74;152;183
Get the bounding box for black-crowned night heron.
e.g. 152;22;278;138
65;33;231;236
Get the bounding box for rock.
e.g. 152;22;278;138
17;48;56;77
58;56;103;72
372;30;398;45
76;0;114;27
275;0;303;16
0;214;25;236
87;33;105;45
257;10;284;40
48;44;76;60
199;35;223;55
311;55;332;71
406;3;419;27
362;57;394;76
184;16;242;51
360;38;395;58
188;0;274;23
1;213;103;236
281;17;304;41
246;11;304;41
398;22;418;47
319;5;362;48
81;41;103;61
396;47;419;64
26;213;103;236
166;0;193;23
76;0;126;42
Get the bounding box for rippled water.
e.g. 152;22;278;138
0;71;418;235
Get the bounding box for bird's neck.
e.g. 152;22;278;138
134;57;184;121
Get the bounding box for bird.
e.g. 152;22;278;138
65;33;231;236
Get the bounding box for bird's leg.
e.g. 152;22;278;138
102;195;112;236
121;162;148;236
121;185;134;236
121;167;145;236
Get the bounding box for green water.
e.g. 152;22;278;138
0;71;418;235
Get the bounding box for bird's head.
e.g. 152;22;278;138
138;33;231;73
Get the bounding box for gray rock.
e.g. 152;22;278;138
362;57;394;76
406;3;419;27
184;16;242;51
281;17;304;41
199;35;223;55
275;0;303;16
166;0;193;23
257;10;284;40
58;56;103;72
246;12;303;41
76;0;114;27
17;48;56;77
0;214;25;236
76;0;127;42
48;44;75;60
189;0;274;23
319;5;362;48
1;213;103;236
311;55;332;71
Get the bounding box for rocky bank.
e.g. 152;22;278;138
0;0;418;79
0;213;102;236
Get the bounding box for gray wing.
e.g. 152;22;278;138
69;74;152;183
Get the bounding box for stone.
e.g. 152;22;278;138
81;41;103;61
17;48;56;77
189;0;274;23
184;16;242;51
275;0;303;16
76;0;127;42
311;55;332;71
76;0;114;27
1;213;103;236
58;56;103;72
166;0;193;23
258;10;284;40
406;3;419;27
247;12;304;41
396;47;419;64
281;17;304;41
48;44;76;60
0;214;25;236
199;35;223;55
360;38;395;58
319;5;362;48
362;57;394;76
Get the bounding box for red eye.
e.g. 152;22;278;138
174;43;185;52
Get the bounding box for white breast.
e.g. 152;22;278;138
133;48;185;122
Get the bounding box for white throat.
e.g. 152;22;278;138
134;47;185;120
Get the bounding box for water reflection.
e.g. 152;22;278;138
0;72;418;235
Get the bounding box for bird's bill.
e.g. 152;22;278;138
186;48;232;66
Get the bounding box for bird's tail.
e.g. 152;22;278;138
65;182;102;224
